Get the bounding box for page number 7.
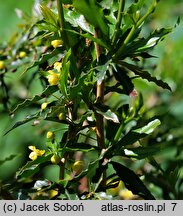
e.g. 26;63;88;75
171;203;177;211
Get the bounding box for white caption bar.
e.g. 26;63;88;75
0;200;182;216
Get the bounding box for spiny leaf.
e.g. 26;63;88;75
58;143;98;154
16;155;51;179
112;65;134;95
119;28;172;58
111;161;155;200
11;85;58;114
0;154;19;166
120;61;171;91
24;48;63;74
4;113;39;136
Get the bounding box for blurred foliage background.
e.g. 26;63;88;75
0;0;183;199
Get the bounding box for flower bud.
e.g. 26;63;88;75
0;61;5;70
72;160;84;172
50;154;60;164
19;51;27;58
41;102;48;110
58;113;65;121
46;131;54;139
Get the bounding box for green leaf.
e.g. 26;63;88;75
73;0;109;37
106;119;161;158
111;161;155;200
92;163;108;184
168;166;180;187
133;119;161;134
123;146;160;159
121;28;172;58
70;73;88;100
0;154;19;166
120;61;171;91
24;48;63;74
59;49;71;98
65;9;94;34
127;0;145;14
96;109;120;123
137;28;172;52
16;155;51;179
112;65;134;95
65;29;110;49
39;4;58;28
11;86;58;114
111;131;147;155
59;143;98;154
71;149;106;182
4;113;40;136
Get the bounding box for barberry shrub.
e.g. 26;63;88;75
1;0;179;200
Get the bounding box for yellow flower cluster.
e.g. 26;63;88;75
46;61;62;86
28;146;45;161
47;70;59;86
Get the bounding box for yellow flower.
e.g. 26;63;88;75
19;51;27;58
29;151;38;161
47;70;59;85
41;102;48;110
46;131;54;139
0;60;5;70
54;62;62;73
28;145;45;160
51;40;63;48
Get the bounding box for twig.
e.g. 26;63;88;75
94;28;106;188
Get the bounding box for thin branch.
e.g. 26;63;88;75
94;28;106;188
112;0;125;44
56;0;69;49
94;28;105;150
